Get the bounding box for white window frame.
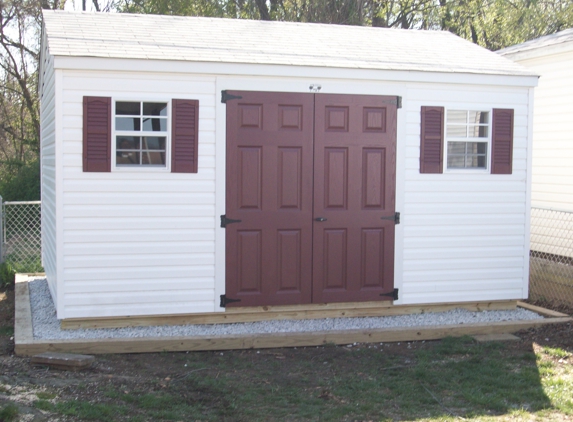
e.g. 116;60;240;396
444;108;492;174
112;99;172;172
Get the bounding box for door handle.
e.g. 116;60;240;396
314;217;327;222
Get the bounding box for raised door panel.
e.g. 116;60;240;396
225;91;314;307
313;94;397;303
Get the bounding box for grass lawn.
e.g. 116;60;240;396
0;286;571;421
14;334;573;421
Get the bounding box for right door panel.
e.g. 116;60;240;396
312;94;397;303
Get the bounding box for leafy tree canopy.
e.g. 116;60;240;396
0;0;572;201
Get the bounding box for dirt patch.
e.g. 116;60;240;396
1;292;572;421
0;289;15;355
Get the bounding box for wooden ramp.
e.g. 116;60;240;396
15;276;572;356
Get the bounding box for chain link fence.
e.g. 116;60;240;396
1;200;43;272
530;207;573;307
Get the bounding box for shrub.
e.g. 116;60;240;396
0;262;16;289
0;159;40;201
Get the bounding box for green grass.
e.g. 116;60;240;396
542;346;572;359
0;403;19;422
38;337;573;421
0;327;14;337
35;399;129;421
36;391;57;400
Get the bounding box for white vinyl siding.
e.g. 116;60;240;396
402;84;530;304
39;33;58;302
41;56;533;319
507;49;573;258
59;70;216;318
521;52;573;210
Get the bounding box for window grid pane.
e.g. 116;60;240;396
446;109;489;170
115;101;168;167
447;141;487;169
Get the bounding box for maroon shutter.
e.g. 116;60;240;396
171;99;199;173
420;106;444;174
83;96;111;172
491;108;514;174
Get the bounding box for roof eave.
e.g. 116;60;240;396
50;55;539;88
499;39;573;62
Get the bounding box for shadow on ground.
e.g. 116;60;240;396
0;288;571;421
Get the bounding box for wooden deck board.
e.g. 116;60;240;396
14;275;34;345
16;317;572;356
14;274;572;356
60;300;518;330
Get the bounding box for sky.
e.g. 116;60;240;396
64;0;114;12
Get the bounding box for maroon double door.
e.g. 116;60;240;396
225;91;397;307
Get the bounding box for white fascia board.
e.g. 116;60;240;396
38;25;48;100
501;41;573;63
54;68;65;319
53;56;539;88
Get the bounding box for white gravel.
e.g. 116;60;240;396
28;278;544;340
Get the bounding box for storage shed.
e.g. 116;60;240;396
499;31;573;258
39;11;538;321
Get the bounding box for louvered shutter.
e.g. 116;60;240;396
172;99;199;173
491;109;514;174
420;106;444;174
83;96;111;172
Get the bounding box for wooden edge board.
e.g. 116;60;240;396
226;299;517;314
517;301;570;318
60;300;518;330
14;276;34;344
16;316;572;356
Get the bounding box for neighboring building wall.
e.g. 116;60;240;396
39;33;58;302
507;49;573;257
56;64;532;319
521;51;573;210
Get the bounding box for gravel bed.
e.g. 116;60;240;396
29;278;544;341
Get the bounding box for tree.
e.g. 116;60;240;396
0;0;572;198
0;0;63;200
115;0;573;50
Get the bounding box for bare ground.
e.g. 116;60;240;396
0;289;572;421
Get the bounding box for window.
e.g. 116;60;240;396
114;101;168;167
420;106;513;175
446;110;489;170
83;96;199;173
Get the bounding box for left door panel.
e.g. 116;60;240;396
225;91;315;306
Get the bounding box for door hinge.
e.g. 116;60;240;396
381;212;400;225
380;288;399;301
220;295;241;307
381;96;402;108
221;91;243;103
220;214;242;228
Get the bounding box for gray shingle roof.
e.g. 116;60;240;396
43;10;535;76
498;28;573;57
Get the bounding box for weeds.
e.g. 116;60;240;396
0;263;15;289
0;403;18;422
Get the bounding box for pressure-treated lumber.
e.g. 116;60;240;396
60;300;518;330
31;352;95;371
517;301;570;318
15;317;572;356
473;333;521;342
15;275;572;356
14;275;34;345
